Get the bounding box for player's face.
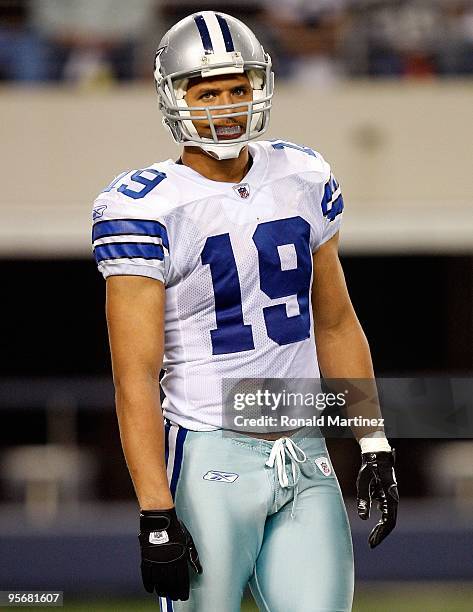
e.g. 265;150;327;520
184;73;253;141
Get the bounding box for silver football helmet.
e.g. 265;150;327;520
154;11;274;160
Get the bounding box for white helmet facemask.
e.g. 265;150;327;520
154;11;274;160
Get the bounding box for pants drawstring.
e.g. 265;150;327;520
265;437;308;519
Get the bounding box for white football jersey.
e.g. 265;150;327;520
92;140;344;430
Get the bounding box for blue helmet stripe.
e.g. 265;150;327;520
194;14;213;53
216;14;235;52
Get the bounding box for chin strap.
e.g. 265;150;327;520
184;140;247;160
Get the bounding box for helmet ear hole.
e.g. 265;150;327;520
247;69;264;91
173;78;189;101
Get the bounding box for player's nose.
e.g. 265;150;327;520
214;91;234;112
213;92;245;119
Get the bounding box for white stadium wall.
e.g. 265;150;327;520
1;82;472;256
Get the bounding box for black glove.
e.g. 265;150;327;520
139;507;202;601
356;450;399;548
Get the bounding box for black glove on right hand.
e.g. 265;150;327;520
139;507;202;601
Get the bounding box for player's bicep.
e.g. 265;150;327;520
311;232;357;333
106;276;165;383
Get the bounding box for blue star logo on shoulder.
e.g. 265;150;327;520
233;183;250;199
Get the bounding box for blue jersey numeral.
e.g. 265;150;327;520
102;171;129;193
253;218;311;345
118;169;167;199
201;234;255;355
201;217;312;355
102;169;167;199
271;140;318;158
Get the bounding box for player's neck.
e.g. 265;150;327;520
180;146;250;184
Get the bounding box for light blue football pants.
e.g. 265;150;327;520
159;420;354;612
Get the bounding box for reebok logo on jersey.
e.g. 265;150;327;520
315;456;332;477
93;204;107;220
149;530;169;545
203;470;239;483
232;183;250;199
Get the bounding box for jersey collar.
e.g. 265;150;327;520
165;142;269;197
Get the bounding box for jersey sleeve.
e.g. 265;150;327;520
92;192;170;284
267;140;344;249
318;168;344;247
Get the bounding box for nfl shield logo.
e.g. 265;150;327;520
233;183;250;199
315;456;332;477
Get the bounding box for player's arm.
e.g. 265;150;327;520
312;231;382;434
312;232;398;548
107;275;202;598
106;275;172;510
311;231;364;370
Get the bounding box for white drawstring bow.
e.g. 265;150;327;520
265;437;308;519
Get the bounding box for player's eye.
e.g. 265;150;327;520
199;91;216;100
233;87;249;96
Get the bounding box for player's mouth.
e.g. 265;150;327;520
214;124;244;140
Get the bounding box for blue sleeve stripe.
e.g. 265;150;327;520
326;194;344;222
321;181;333;215
94;242;164;263
321;178;339;207
321;175;344;221
92;219;169;250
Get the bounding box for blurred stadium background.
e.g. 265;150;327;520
1;0;473;610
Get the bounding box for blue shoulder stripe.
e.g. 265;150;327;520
94;242;164;263
92;219;169;250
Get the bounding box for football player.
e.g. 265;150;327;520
92;11;398;612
